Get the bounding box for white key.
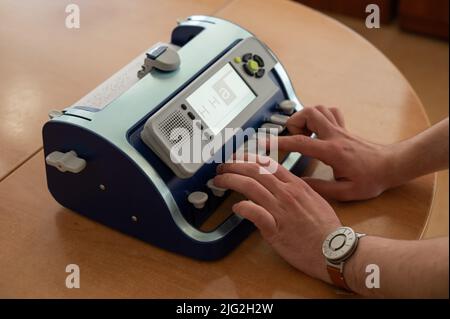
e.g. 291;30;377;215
278;100;296;115
269;114;290;126
261;123;284;135
187;192;208;209
207;179;227;197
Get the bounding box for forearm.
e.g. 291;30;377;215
387;118;449;187
344;236;449;298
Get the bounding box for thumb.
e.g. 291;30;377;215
302;178;355;202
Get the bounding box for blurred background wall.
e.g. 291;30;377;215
296;0;449;39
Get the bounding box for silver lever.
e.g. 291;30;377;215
137;43;181;79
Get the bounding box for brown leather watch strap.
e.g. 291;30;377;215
327;264;352;291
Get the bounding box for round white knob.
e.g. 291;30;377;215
187;191;208;209
207;179;227;197
278;100;296;115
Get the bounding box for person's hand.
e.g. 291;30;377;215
277;106;395;201
214;156;341;283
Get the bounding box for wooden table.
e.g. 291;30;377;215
0;0;434;298
0;0;228;180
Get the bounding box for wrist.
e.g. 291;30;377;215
383;140;417;189
343;235;377;296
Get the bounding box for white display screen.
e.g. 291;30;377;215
186;63;256;135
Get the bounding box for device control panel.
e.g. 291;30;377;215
140;37;282;178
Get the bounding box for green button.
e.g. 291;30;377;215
233;56;242;63
247;60;259;73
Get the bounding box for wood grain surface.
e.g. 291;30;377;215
0;0;228;180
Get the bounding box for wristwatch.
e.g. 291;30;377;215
322;226;366;291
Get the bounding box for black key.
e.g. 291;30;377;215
255;68;265;78
187;112;195;120
195;121;203;130
242;53;252;62
181;104;187;110
253;54;265;67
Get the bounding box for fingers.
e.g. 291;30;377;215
214;173;278;211
286;107;335;138
286;106;345;137
233;200;277;239
277;135;334;165
329;107;345;128
302;177;355;201
224;153;295;183
315;105;338;126
216;161;283;193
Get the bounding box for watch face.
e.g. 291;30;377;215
322;227;358;262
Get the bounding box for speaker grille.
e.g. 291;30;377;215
158;110;193;145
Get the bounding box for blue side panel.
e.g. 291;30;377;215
42;121;254;260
